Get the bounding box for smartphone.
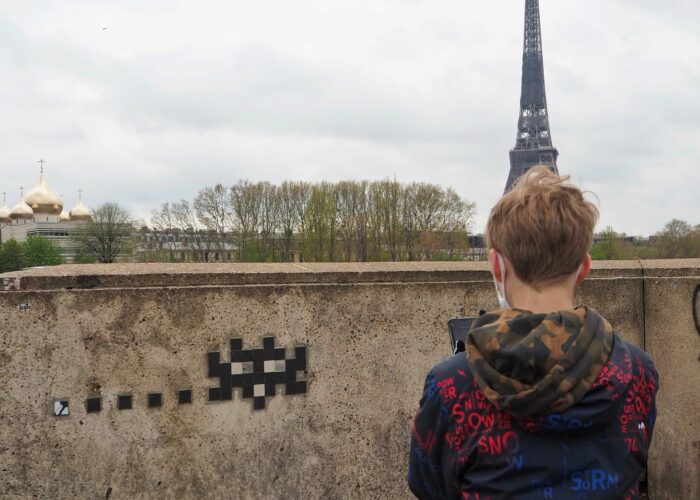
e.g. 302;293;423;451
448;317;477;355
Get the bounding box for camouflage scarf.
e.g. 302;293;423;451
466;306;614;418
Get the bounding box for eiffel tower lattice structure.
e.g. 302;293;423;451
505;0;560;193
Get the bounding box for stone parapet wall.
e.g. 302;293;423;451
0;261;698;499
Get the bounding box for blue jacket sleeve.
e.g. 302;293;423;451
407;369;450;499
645;362;659;444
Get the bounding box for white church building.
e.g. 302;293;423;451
0;167;92;262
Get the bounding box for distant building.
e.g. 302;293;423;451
0;166;91;262
135;229;235;263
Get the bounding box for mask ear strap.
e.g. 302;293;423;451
575;262;585;285
497;252;506;293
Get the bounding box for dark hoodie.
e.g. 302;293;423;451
408;307;658;500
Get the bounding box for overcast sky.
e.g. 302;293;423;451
0;0;698;235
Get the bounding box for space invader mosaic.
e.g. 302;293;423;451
51;336;308;416
207;337;307;410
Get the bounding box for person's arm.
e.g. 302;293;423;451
407;369;450;499
645;362;659;444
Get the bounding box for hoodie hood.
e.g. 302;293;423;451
466;306;614;419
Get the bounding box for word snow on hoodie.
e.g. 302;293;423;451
408;307;658;500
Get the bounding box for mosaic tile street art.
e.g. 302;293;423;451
51;337;308;416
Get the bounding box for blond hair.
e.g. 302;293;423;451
486;166;599;287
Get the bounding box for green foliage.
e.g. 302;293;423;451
590;226;630;260
590;220;700;260
21;236;65;268
0;239;23;272
651;219;700;258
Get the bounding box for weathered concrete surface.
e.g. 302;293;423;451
644;272;700;500
0;260;697;499
2;260;655;291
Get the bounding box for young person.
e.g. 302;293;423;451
407;166;658;499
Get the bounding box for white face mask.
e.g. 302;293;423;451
493;251;511;309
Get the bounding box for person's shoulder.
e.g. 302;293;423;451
612;333;656;367
611;333;659;386
428;353;475;392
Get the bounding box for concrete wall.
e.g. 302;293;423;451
0;261;697;499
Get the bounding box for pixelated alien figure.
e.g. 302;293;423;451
207;337;308;410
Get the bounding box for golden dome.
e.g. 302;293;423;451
59;210;70;221
0;194;11;222
24;171;63;215
10;199;34;220
69;196;92;221
0;203;11;223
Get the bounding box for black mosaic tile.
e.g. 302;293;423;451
219;362;232;401
272;348;285;360
177;389;192;405
207;352;220;378
208;387;221;401
285;381;307;395
241;373;254;388
230;338;243;352
295;346;307;365
117;394;133;410
265;372;284;384
285;358;298;372
253;397;266;410
263;337;275;350
148;393;162;408
86;396;101;413
242;384;253;399
265;382;276;397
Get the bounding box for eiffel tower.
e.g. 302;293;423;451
505;0;559;193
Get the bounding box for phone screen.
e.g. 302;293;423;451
448;317;477;355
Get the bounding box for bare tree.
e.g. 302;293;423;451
258;182;280;261
230;180;263;261
278;181;301;261
72;203;136;263
194;184;231;259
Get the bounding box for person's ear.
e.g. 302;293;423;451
489;248;503;282
576;253;592;285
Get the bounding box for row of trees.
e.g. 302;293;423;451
145;180;477;262
0;236;64;273
590;219;700;260
2;201;696;271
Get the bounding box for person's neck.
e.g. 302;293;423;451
508;282;575;314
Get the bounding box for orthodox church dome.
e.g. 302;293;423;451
10;199;34;220
0;203;11;223
23;171;63;215
0;194;11;223
69;196;92;221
